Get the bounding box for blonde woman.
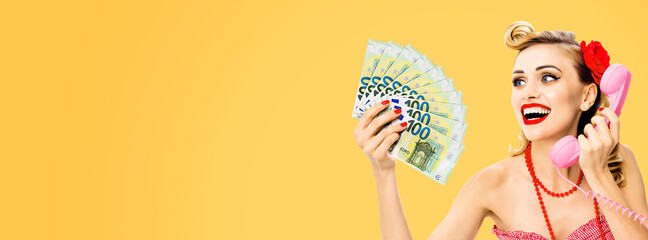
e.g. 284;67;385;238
352;21;648;239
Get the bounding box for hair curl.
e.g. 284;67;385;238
504;21;624;187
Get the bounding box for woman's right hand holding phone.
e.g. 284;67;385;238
353;100;408;173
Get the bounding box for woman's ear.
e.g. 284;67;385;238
580;83;598;111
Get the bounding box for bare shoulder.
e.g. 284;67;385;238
471;155;521;184
619;143;637;164
430;155;522;239
616;143;648;212
618;143;641;180
461;155;523;200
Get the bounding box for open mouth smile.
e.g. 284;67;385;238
521;103;551;125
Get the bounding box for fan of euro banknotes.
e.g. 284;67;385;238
352;39;467;185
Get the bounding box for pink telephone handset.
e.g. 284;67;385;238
549;64;647;227
550;63;631;168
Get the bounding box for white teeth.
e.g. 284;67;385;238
523;107;551;115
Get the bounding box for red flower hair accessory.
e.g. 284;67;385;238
580;40;610;84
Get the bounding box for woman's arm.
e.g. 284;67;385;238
579;109;648;238
427;166;494;239
353;101;411;239
618;144;648;225
373;161;494;240
354;102;492;239
585;144;648;239
373;168;413;240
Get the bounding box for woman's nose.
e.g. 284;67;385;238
523;82;539;100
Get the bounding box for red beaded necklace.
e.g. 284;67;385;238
524;142;605;240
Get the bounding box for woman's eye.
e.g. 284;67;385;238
542;74;559;82
512;78;526;86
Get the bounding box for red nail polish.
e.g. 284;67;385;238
599;107;604;111
400;122;407;127
381;100;389;105
394;109;402;114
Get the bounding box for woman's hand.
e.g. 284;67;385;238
353;100;408;172
577;107;621;175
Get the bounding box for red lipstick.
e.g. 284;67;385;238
521;103;551;125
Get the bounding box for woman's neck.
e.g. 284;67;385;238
529;139;582;191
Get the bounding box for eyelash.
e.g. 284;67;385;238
512;74;560;86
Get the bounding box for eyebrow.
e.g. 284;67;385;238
513;65;562;74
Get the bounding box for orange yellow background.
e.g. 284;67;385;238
1;0;648;239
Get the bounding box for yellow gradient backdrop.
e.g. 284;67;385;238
1;0;647;239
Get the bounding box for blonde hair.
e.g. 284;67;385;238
504;21;625;187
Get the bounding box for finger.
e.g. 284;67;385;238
583;123;602;149
358;100;390;130
577;134;590;152
363;108;403;140
598;107;620;143
363;118;403;149
362;134;382;155
372;121;408;145
375;132;401;158
591;116;613;147
365;121;406;151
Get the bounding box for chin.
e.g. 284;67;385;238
518;117;573;142
522;128;557;141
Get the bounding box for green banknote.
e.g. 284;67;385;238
352;39;386;117
380;65;446;98
362;44;422;105
399;91;463;104
378;104;464;185
365;41;404;93
385;69;450;96
359;91;463;117
386;104;467;142
358;95;466;122
354;66;448;118
375;78;456;99
358;79;458;113
354;41;404;116
388;96;467;122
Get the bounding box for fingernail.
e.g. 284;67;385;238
400;122;407;127
381;100;389;105
599;107;604;111
394;109;402;114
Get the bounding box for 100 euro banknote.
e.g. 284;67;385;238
358;96;467;122
352;39;386;117
358;79;459;113
374;103;465;185
389;104;468;143
354;41;403;114
360;44;423;107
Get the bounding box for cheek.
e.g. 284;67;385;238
545;87;580;108
511;89;523;107
511;91;520;114
545;88;580;121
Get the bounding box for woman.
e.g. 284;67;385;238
352;21;648;240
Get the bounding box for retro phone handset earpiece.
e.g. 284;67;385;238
549;64;648;227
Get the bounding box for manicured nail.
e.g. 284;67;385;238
394;109;402;114
599;107;604;111
400;122;407;127
381;100;389;105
